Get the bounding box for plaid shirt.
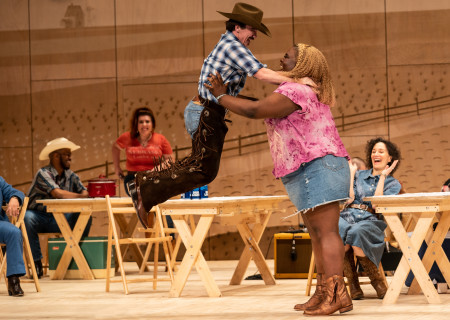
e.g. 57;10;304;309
27;165;86;212
198;31;265;103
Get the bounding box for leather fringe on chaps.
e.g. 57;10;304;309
128;104;228;228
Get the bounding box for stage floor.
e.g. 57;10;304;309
1;260;449;319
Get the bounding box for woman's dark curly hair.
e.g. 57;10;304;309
129;107;156;139
365;137;401;175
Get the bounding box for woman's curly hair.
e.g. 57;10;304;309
365;137;401;175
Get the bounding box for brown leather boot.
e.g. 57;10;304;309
343;250;364;300
128;104;228;227
357;256;387;299
294;273;325;311
303;275;353;316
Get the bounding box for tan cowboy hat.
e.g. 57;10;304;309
39;137;80;161
218;2;271;37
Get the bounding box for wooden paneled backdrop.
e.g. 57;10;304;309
1;0;449;260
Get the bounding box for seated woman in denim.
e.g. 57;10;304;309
340;137;401;300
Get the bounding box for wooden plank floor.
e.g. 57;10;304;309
1;260;449;319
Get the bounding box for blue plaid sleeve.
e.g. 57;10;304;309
35;169;59;194
198;32;265;100
70;173;87;193
225;42;264;77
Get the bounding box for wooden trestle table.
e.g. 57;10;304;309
365;192;450;304
37;197;147;280
157;195;289;297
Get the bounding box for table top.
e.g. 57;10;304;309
36;197;132;212
158;195;290;216
365;192;450;204
365;192;450;213
37;197;130;204
158;195;289;207
37;195;290;214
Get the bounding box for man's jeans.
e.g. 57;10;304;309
0;217;26;277
184;100;204;139
24;209;92;261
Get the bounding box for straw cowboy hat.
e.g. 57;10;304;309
218;2;271;37
39;137;80;161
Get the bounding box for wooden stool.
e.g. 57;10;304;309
138;213;195;273
105;196;174;294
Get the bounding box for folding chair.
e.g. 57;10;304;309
104;195;173;294
138;209;196;273
0;197;41;293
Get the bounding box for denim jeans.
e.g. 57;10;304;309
184;100;204;139
24;209;92;261
0;217;26;277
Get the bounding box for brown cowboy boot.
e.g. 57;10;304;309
357;256;387;299
294;273;325;311
304;275;353;316
343;250;364;300
128;104;228;228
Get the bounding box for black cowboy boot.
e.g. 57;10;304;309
129;105;228;228
8;275;24;297
343;249;364;300
34;260;43;279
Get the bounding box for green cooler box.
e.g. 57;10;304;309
48;236;114;279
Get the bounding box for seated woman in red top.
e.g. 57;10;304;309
112;106;173;196
112;107;174;228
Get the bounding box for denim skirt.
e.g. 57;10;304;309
281;154;350;212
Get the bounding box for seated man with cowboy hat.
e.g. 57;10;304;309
128;2;315;227
24;137;91;278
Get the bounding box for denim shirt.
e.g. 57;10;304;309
340;169;401;223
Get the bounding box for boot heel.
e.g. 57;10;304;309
339;304;353;313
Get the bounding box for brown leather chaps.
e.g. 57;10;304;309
128;103;228;227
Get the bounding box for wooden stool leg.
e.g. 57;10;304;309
38;233;62;276
42;235;49;276
305;252;315;296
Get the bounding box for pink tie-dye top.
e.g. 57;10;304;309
265;82;349;178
